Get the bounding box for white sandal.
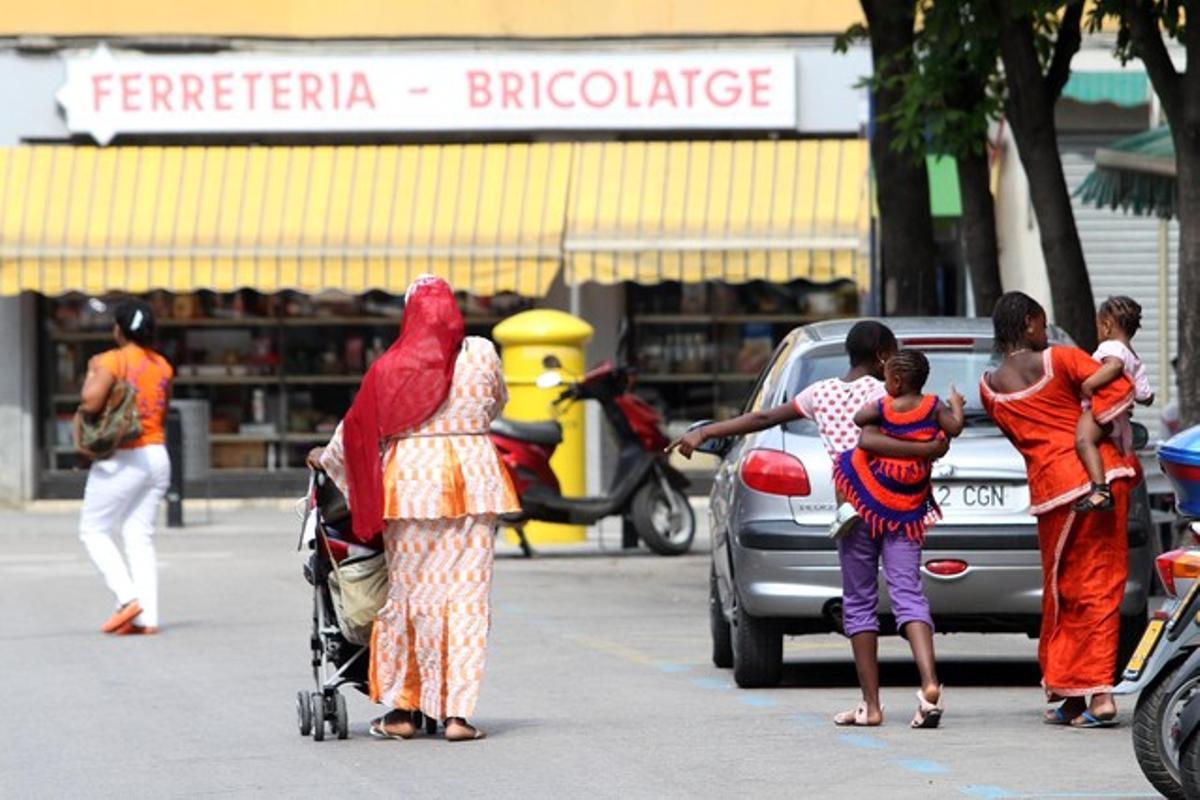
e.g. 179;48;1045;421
911;686;944;729
833;701;883;727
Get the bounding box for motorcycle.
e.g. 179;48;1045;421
1120;424;1200;800
489;357;696;557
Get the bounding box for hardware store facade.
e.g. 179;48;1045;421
0;1;882;501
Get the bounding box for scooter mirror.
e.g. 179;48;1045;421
536;371;564;390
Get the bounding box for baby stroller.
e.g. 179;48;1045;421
295;469;439;741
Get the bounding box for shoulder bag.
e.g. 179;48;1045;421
73;350;143;460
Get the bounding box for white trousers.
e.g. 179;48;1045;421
78;444;170;627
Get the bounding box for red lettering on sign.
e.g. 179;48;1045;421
529;71;541;110
181;74;203;111
581;70;617;108
647;70;678;108
211;72;234;111
92;74;113;111
467;70;492;108
705;69;740;107
149;74;172;111
622;70;642;109
243;72;263;110
346;72;375;110
748;67;771;108
269;72;291;111
330;72;341;109
547;71;575;108
680;68;701;106
299;72;322;110
120;72;142;112
500;71;524;109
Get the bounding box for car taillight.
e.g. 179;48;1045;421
925;559;969;577
740;449;810;496
1156;548;1200;596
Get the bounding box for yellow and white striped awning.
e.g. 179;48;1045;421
564;139;870;286
0;139;870;297
0;143;571;297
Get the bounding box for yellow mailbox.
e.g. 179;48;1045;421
493;309;594;545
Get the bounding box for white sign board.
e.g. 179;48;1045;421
57;47;798;144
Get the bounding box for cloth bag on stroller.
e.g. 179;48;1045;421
327;552;387;646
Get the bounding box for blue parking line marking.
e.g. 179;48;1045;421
654;662;690;673
691;677;731;690
839;733;887;750
895;759;947;775
739;695;779;708
960;787;1016;799
792;712;824;728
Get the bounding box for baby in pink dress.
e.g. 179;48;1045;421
1074;296;1154;512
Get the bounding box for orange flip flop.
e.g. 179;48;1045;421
114;622;158;636
100;601;142;633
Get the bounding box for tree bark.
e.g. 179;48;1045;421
995;3;1097;351
1176;133;1200;427
861;0;940;315
957;149;1003;315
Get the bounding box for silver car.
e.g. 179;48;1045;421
703;318;1155;688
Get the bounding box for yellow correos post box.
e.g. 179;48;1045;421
493;310;594;545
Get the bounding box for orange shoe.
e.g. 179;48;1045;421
114;622;158;636
100;601;142;633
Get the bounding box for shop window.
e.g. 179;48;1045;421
41;289;531;484
625;279;860;439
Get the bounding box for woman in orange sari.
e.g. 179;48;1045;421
980;292;1137;728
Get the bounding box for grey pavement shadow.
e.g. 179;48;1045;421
778;657;1042;689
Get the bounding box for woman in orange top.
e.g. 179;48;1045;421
310;276;518;742
78;299;174;636
980;292;1137;728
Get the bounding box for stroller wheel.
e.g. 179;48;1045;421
310;692;326;742
296;691;313;736
334;692;349;740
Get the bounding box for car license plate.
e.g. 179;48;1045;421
933;483;1026;513
1125;619;1166;676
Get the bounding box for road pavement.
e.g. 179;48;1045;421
0;500;1159;799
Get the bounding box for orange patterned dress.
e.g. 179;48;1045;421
321;336;519;720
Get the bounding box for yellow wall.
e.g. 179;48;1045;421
4;0;863;38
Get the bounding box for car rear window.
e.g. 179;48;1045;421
781;344;1000;432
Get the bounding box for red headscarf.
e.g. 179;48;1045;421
342;277;465;540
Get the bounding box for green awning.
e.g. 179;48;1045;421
1075;126;1176;219
1062;71;1150;108
927;155;961;218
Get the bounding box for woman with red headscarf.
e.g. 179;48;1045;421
309;276;518;742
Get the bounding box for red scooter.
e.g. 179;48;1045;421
489;358;695;556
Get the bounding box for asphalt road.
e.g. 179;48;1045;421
0;501;1160;799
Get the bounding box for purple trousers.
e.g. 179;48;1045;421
837;521;934;637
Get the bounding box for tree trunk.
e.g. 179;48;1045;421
957;149;1003;315
861;0;940;315
996;9;1097;351
1174;125;1200;427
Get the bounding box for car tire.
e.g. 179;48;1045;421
710;566;733;669
1132;661;1189;800
1117;609;1149;683
731;596;782;688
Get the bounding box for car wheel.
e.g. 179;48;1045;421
731;595;782;688
710;566;733;669
1117;609;1149;683
1132;661;1193;800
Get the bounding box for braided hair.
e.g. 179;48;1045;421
1098;295;1143;338
887;349;931;394
992;291;1045;353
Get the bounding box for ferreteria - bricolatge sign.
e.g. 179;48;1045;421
56;46;799;144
